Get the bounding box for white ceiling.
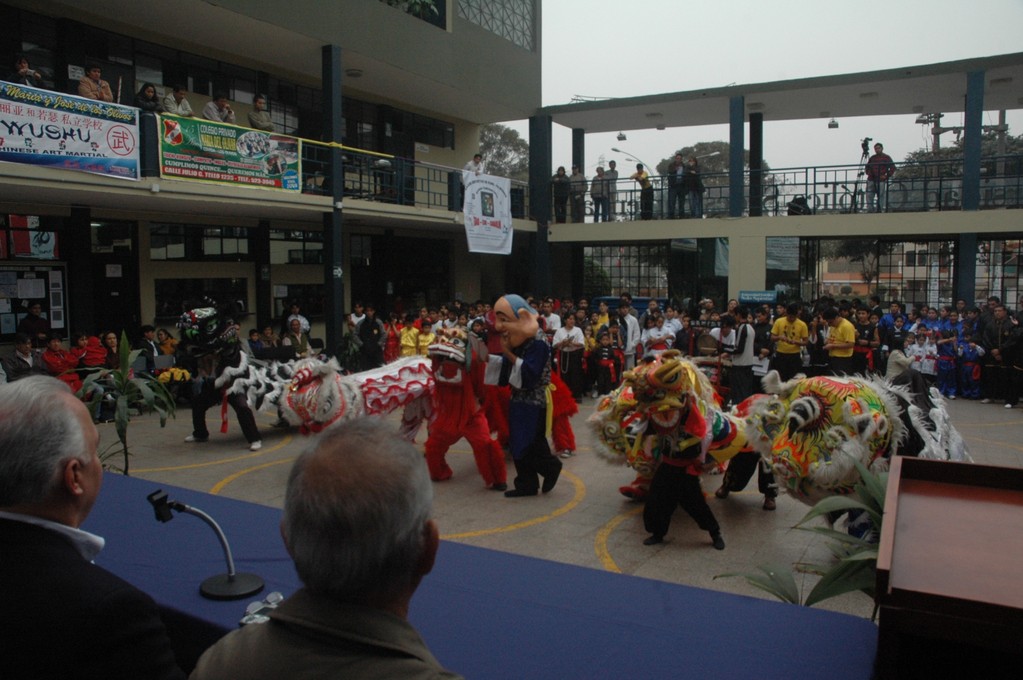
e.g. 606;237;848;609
543;53;1023;133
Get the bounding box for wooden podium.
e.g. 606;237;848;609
875;456;1023;678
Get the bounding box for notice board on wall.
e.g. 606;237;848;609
0;263;68;340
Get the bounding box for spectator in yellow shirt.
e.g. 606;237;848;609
769;302;808;381
823;307;857;375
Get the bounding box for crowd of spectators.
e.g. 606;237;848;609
8;54;279;134
482;291;1023;411
552;155;707;223
6;292;1016;418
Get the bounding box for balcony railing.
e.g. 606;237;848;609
300;140;529;218
133;114;1023;224
573;155;1022;222
134;113;529;219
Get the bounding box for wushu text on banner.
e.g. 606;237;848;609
0;81;139;180
463;171;513;255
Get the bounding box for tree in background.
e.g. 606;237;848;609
655;141;772;185
818;238;897;297
899;130;1022;179
479;123;530;182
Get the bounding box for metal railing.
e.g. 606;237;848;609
569;155;1023;222
133;113;1017;223
300;140;529;218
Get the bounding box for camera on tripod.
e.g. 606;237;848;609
861;137;873;155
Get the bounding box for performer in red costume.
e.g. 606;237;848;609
423;327;507;490
550;369;579;457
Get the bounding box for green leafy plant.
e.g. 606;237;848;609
716;459;886;618
335;329;362;373
77;331;176;475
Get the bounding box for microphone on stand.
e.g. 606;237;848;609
147;489;264;600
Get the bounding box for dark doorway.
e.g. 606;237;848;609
349;234;450;314
89;221;140;336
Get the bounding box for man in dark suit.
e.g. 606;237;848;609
0;376;185;680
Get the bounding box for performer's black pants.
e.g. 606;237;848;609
191;381;260;443
771;352;803;382
643;463;720;539
720;451;777;497
511;409;562;494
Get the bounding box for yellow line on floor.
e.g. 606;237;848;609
441;469;586;540
209;456;297;495
594;506;644;573
133;436;293;473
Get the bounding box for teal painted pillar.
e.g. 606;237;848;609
962;70;984;211
729;96;745;217
955;233;978;304
572;128;585;173
322;45;345;353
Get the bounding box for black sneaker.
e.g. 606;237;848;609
504;488;537;498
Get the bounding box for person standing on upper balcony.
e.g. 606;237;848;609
591;166;609;223
202;92;236;124
605;160;619;220
162;84;195;117
248;94;274;132
9;55;43;87
684;156;705;218
630;163;653;220
77;63;113;102
463;153;485;176
666;153;686;219
569;165;587;223
866;142;896;213
551;166;570;223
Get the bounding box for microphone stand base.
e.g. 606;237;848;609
200;572;265;600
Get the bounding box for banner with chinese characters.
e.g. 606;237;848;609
463;172;513;255
159;115;301;191
0;81;139;180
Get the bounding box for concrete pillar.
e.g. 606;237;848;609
727;235;767;301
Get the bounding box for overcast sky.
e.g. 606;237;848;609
504;0;1023;174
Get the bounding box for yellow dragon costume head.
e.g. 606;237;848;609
588;351;752;480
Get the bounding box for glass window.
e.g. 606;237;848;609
90;220;133;255
154;278;248;321
583;243;670;301
457;0;535;50
150;224;251;261
134;53;164;85
269;229;323;264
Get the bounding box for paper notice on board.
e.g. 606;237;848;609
17;277;46;299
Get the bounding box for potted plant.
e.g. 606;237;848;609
77;331;177;475
716;459;887;619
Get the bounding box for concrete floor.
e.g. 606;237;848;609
112;392;1021;621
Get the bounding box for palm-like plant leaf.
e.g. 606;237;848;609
721;456;889;614
714;563;801;605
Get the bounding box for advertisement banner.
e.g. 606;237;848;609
0;81;139;180
159;115;300;191
463;172;513;255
